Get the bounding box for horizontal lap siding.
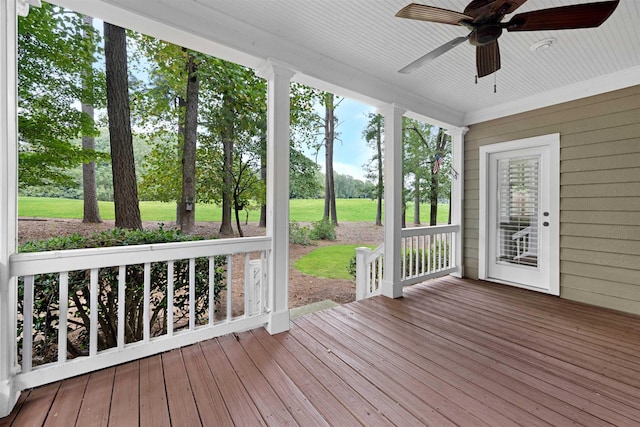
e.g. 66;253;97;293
464;85;640;314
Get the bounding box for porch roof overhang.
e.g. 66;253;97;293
53;0;640;128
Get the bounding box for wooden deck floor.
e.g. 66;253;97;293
2;277;640;426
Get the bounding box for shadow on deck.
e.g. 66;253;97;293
3;277;640;426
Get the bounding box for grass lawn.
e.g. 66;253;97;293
18;196;450;224
295;244;377;280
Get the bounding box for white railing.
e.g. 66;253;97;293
356;224;459;299
355;245;384;300
10;236;271;390
401;224;459;287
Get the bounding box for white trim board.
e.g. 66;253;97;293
464;66;640;125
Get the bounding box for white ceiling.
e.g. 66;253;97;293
57;0;640;126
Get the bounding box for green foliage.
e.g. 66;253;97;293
18;4;104;188
290;149;322;199
333;172;370;199
20;130;151;202
310;218;336;241
289;222;315;246
18;227;226;364
296;244;375;280
347;254;358;280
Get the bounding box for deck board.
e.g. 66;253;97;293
108;361;139;427
181;343;233;426
138;355;170;427
250;327;364;426
76;367;114;427
43;376;87;427
218;333;298;425
199;339;265;426
11;382;59;427
3;277;640;426
162;349;201;426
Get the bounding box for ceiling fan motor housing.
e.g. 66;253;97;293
471;24;503;46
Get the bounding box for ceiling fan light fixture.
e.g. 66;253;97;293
530;38;556;52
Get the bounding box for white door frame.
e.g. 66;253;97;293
479;134;560;295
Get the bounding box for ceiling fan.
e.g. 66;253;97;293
396;0;620;77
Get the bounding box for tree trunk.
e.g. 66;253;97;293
179;50;198;234
81;15;101;224
430;173;438;226
176;95;185;226
413;177;421;225
323;93;338;225
375;119;383;226
104;22;142;230
219;94;234;237
401;201;406;229
259;136;267;228
234;201;244;237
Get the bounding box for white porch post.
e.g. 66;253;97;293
447;126;468;278
381;104;405;299
257;60;294;334
0;0;20;417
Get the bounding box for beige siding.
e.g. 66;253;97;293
464;85;640;314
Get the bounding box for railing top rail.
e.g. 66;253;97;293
401;224;460;238
10;236;272;277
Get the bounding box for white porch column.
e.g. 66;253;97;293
0;0;21;417
381;104;405;298
447;126;468;278
257;59;294;334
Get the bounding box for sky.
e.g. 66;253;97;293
304;98;376;182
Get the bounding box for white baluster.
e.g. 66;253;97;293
58;272;68;363
22;275;34;373
117;265;126;349
89;269;98;357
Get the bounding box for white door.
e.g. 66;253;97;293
479;134;559;295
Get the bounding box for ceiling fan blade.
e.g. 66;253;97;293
464;0;527;19
396;3;473;25
476;40;501;78
506;0;619;32
399;35;470;74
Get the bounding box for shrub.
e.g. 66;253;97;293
348;255;357;279
18;227;225;364
289;221;315;246
310;218;336;241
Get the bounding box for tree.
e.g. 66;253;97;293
322;93;338;225
404;119;434;225
81;15;101;223
104;22;142;230
290;149;322;199
430;128;451;225
403;119;452;226
18;4;103;189
179;50;199;234
363;113;384;225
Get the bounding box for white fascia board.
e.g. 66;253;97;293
52;0;465;128
464;65;640;125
